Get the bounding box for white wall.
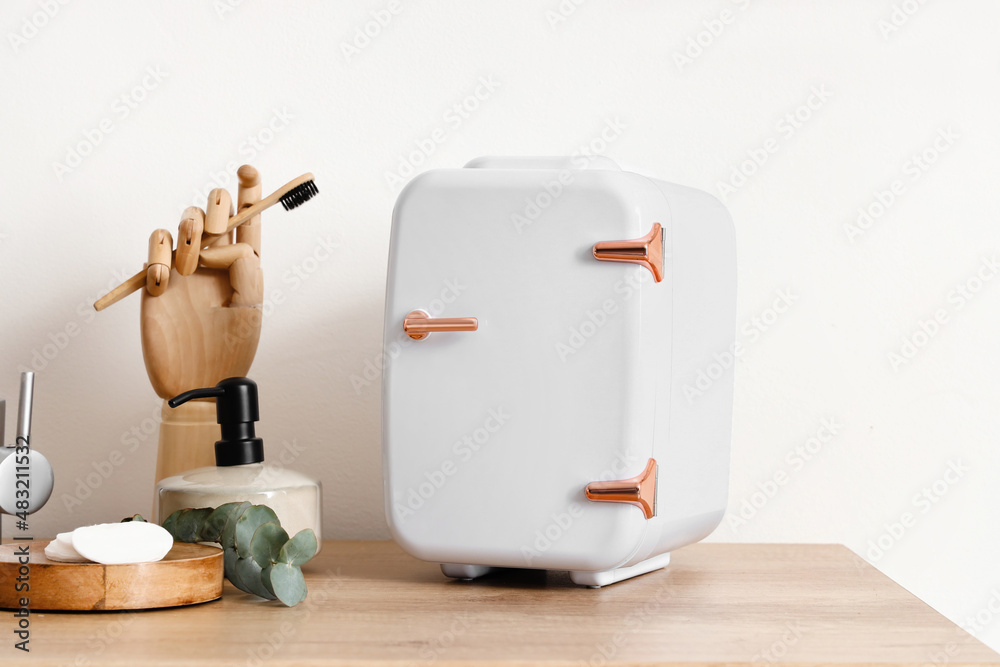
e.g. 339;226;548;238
2;0;998;650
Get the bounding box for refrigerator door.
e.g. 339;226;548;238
383;165;671;571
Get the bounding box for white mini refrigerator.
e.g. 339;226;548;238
382;156;736;587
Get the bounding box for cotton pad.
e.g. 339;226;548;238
44;532;89;562
70;521;174;565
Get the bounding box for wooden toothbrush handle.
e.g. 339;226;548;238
96;270;147;311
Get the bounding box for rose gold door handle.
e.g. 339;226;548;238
404;310;479;340
593;223;664;282
584;458;657;519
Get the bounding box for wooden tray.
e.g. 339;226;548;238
0;541;223;611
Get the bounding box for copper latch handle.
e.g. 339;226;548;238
585;458;657;519
593;223;664;283
404;310;479;340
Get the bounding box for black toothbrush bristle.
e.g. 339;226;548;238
280;180;318;210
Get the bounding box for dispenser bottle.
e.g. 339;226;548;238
155;377;322;545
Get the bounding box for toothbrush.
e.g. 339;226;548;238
93;173;319;311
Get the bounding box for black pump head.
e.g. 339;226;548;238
169;377;264;466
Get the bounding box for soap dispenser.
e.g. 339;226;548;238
155;377;322;545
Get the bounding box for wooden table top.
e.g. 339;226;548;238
15;540;999;666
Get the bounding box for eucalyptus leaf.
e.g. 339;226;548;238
277;529;318;566
173;507;213;542
223;547;246;592
268;563;307;606
202;501;251;543
261;564;276;597
250;522;289;568
220;502;253;548
121;513;146;523
161;510;181;537
232;551;276;600
234;505;279;558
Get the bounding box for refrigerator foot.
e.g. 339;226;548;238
570;552;671;588
441;563;494;581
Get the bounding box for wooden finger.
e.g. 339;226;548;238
146;229;173;296
199;242;255;270
236;165;262;256
205;231;232;247
175;207;205;276
204;188;234;236
229;254;262;308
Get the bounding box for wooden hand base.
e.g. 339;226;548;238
154;398;219;487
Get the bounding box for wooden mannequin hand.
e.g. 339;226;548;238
141;165;264;399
